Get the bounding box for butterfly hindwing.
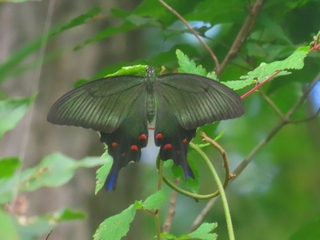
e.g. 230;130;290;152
99;93;148;191
154;94;196;179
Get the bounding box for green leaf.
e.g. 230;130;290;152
188;222;218;240
224;79;256;90
16;219;52;240
19;152;107;191
176;49;207;76
93;204;136;240
95;155;113;195
171;161;199;193
0;95;36;138
54;208;86;222
259;14;292;44
141;190;168;210
106;65;148;77
0;157;20;178
0;177;15;204
206;71;218;81
240;46;309;83
14;208;85;240
213;128;227;141
0;210;19;240
161;223;217;240
160;233;178;239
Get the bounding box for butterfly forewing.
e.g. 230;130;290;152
47;76;145;132
156;74;245;130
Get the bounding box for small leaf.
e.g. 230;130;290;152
176;49;207;76
259;14;292;44
0;178;15;204
214;128;227;141
106;65;148;77
0;157;20;178
0;210;19;240
224;79;256;90
0;95;36;138
141;190;168;210
93;204;136;240
171;161;199;193
95;155;113;194
160;233;177;239
206;71;218;81
188;222;218;240
55;208;86;222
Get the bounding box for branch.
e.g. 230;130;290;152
158;0;220;69
216;0;266;76
232;77;320;178
190;76;319;231
163;179;179;233
190;198;218;232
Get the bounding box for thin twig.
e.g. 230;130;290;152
201;132;235;185
241;70;282;99
233;77;320;177
190;198;218;232
216;0;266;76
44;230;52;240
260;90;285;118
163;179;179;234
158;0;220;69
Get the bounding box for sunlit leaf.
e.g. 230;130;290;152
93;204;136;240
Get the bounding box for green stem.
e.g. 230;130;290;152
158;141;231;200
157;158;163;190
154;211;161;240
190;143;235;240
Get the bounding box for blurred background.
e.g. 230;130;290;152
0;0;320;239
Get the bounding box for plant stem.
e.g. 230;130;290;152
154;212;161;240
191;143;235;240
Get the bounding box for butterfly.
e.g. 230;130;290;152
47;67;245;191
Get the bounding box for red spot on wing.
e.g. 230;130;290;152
182;138;188;144
164;144;172;150
156;133;163;140
131;145;139;151
139;134;147;140
111;142;118;147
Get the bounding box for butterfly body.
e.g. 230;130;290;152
47;67;245;191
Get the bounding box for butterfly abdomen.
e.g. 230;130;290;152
146;87;156;124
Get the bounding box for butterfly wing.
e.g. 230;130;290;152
154;73;245;178
155;95;196;179
47;76;149;191
156;73;245;130
99;93;148;191
47;76;145;132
